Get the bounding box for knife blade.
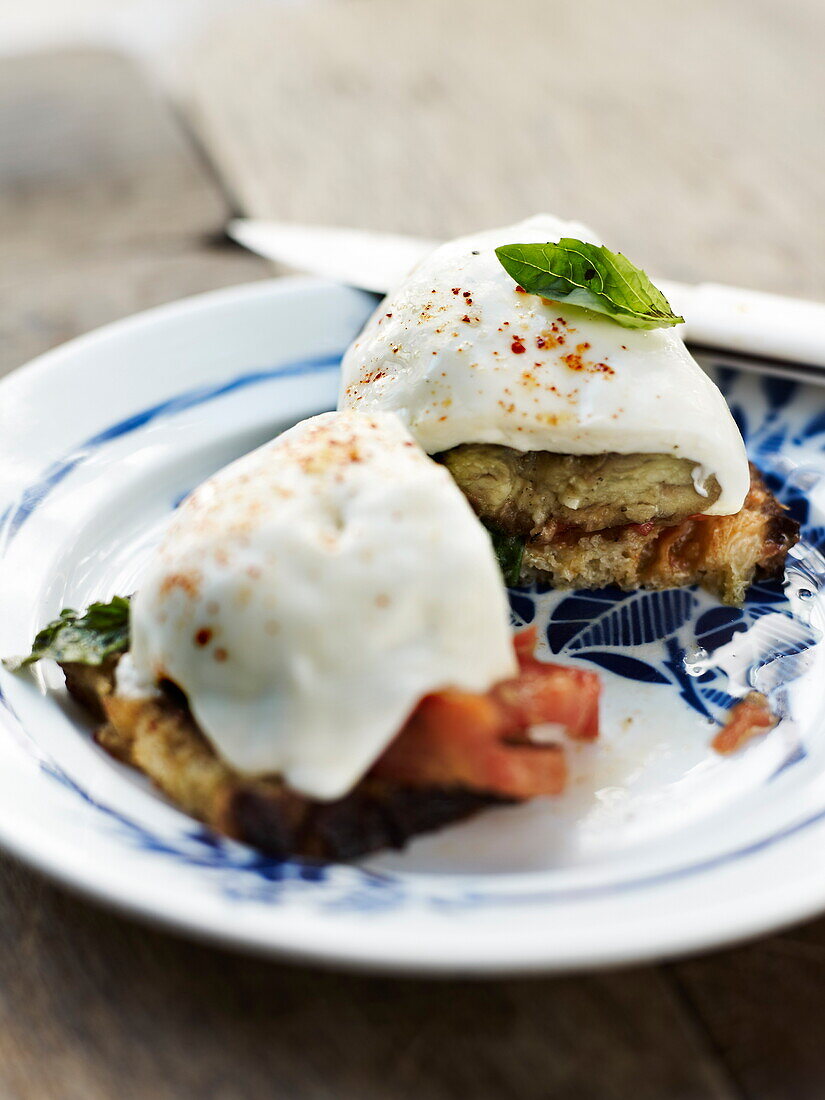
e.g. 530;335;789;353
228;218;825;378
228;219;437;296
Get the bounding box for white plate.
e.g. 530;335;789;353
1;276;824;976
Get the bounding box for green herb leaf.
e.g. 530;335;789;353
4;596;131;671
487;528;525;587
495;238;684;330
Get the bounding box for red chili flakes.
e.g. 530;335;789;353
543;312;577;335
194;628;212;647
361;368;387;384
160;571;202;598
561;342;614;375
451;287;461;295
461;314;471;323
538;329;565;350
386;312;393;317
511;336;526;354
515;285;526;294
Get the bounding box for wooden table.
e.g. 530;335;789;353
2;9;824;1094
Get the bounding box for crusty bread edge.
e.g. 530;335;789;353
63;662;501;861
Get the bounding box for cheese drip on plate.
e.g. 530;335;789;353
125;410;516;800
339;214;750;517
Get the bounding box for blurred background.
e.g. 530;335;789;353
2;3;825;1098
3;0;822;291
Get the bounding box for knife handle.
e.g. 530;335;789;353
661;280;825;370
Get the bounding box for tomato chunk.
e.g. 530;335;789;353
712;691;777;755
371;628;600;799
494;628;600;742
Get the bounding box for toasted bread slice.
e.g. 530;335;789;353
63;660;502;861
522;464;797;605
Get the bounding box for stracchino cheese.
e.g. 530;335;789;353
339;214;749;516
125;411;516;799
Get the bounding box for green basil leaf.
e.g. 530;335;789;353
4;595;131;671
495;238;684;330
487;527;525;587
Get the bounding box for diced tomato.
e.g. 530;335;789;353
370;628;600;799
499;628;600;741
371;690;568;798
513;625;539;661
712;692;777;755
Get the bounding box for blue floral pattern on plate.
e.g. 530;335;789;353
508;367;825;735
3;354;825;914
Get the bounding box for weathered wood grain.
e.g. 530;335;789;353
184;0;825;297
0;246;266;376
0;49;226;266
670;920;825;1100
0;47;265;375
0;854;737;1100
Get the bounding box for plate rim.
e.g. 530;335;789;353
2;274;825;975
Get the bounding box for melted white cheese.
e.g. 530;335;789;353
128;411;516;800
339;215;750;516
